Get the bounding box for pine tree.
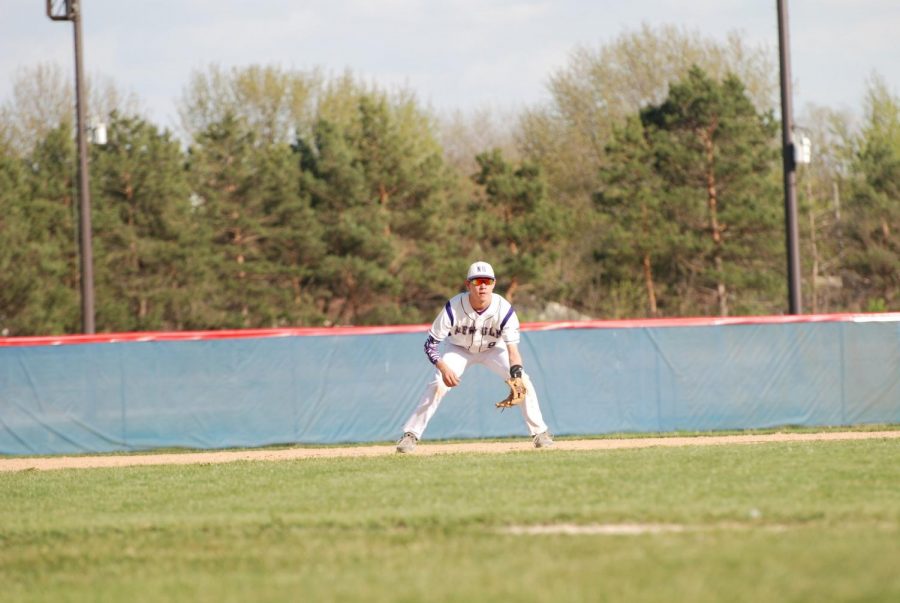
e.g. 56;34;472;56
639;67;781;316
297;91;460;325
519;25;777;317
595;116;676;316
297;116;398;325
255;141;327;326
353;95;463;322
0;142;37;334
15;124;81;333
471;149;566;304
188;114;293;328
90;113;201;331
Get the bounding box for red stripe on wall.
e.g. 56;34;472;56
1;313;898;348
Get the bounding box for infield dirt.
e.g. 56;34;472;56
2;430;898;472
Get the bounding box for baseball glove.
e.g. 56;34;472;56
496;377;527;409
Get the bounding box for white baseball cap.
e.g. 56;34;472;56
466;261;495;281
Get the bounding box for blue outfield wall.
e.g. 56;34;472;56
1;315;899;455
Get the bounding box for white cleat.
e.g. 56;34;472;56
533;431;555;449
396;432;418;453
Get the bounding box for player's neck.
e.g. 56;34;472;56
469;293;490;312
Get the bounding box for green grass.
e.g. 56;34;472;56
2;438;899;602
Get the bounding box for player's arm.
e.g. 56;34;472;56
425;337;459;387
507;343;524;378
425;301;460;387
424;335;441;365
502;304;524;378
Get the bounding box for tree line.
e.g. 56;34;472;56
1;25;897;336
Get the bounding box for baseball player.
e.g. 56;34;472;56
396;261;554;453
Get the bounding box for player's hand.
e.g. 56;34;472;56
437;362;460;388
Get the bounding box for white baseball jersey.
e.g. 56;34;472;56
427;292;520;356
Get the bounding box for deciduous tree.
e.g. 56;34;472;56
841;76;900;310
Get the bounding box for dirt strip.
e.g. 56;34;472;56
2;430;898;472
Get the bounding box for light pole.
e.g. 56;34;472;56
777;0;802;314
47;0;95;333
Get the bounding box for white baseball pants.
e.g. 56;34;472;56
401;345;549;439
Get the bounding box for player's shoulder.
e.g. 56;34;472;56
493;293;514;312
439;292;467;322
447;291;468;308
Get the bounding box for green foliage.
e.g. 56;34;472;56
90;113;202;331
253;142;328;326
596;116;675;316
298;112;401;324
519;26;779;318
1;439;898;601
1;124;81;334
841;77;900;310
596;67;782;317
188;114;329;328
298;89;461;325
1;50;897;335
472;149;567;302
0;146;35;334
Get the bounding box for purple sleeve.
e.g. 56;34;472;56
424;335;441;365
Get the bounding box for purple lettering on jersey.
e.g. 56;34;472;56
481;326;500;337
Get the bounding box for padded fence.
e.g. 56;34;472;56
1;314;899;455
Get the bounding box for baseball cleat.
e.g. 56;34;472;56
396;432;418;453
533;431;554;448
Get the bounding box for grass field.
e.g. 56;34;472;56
2;437;899;602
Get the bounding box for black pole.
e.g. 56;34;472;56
73;2;96;333
48;1;95;333
777;0;802;314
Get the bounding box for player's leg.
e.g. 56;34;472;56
484;348;550;438
400;349;469;440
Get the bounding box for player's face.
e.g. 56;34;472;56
466;277;495;309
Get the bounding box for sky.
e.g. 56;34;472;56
2;0;898;131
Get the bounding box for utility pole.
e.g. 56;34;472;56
777;0;802;314
47;0;96;333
